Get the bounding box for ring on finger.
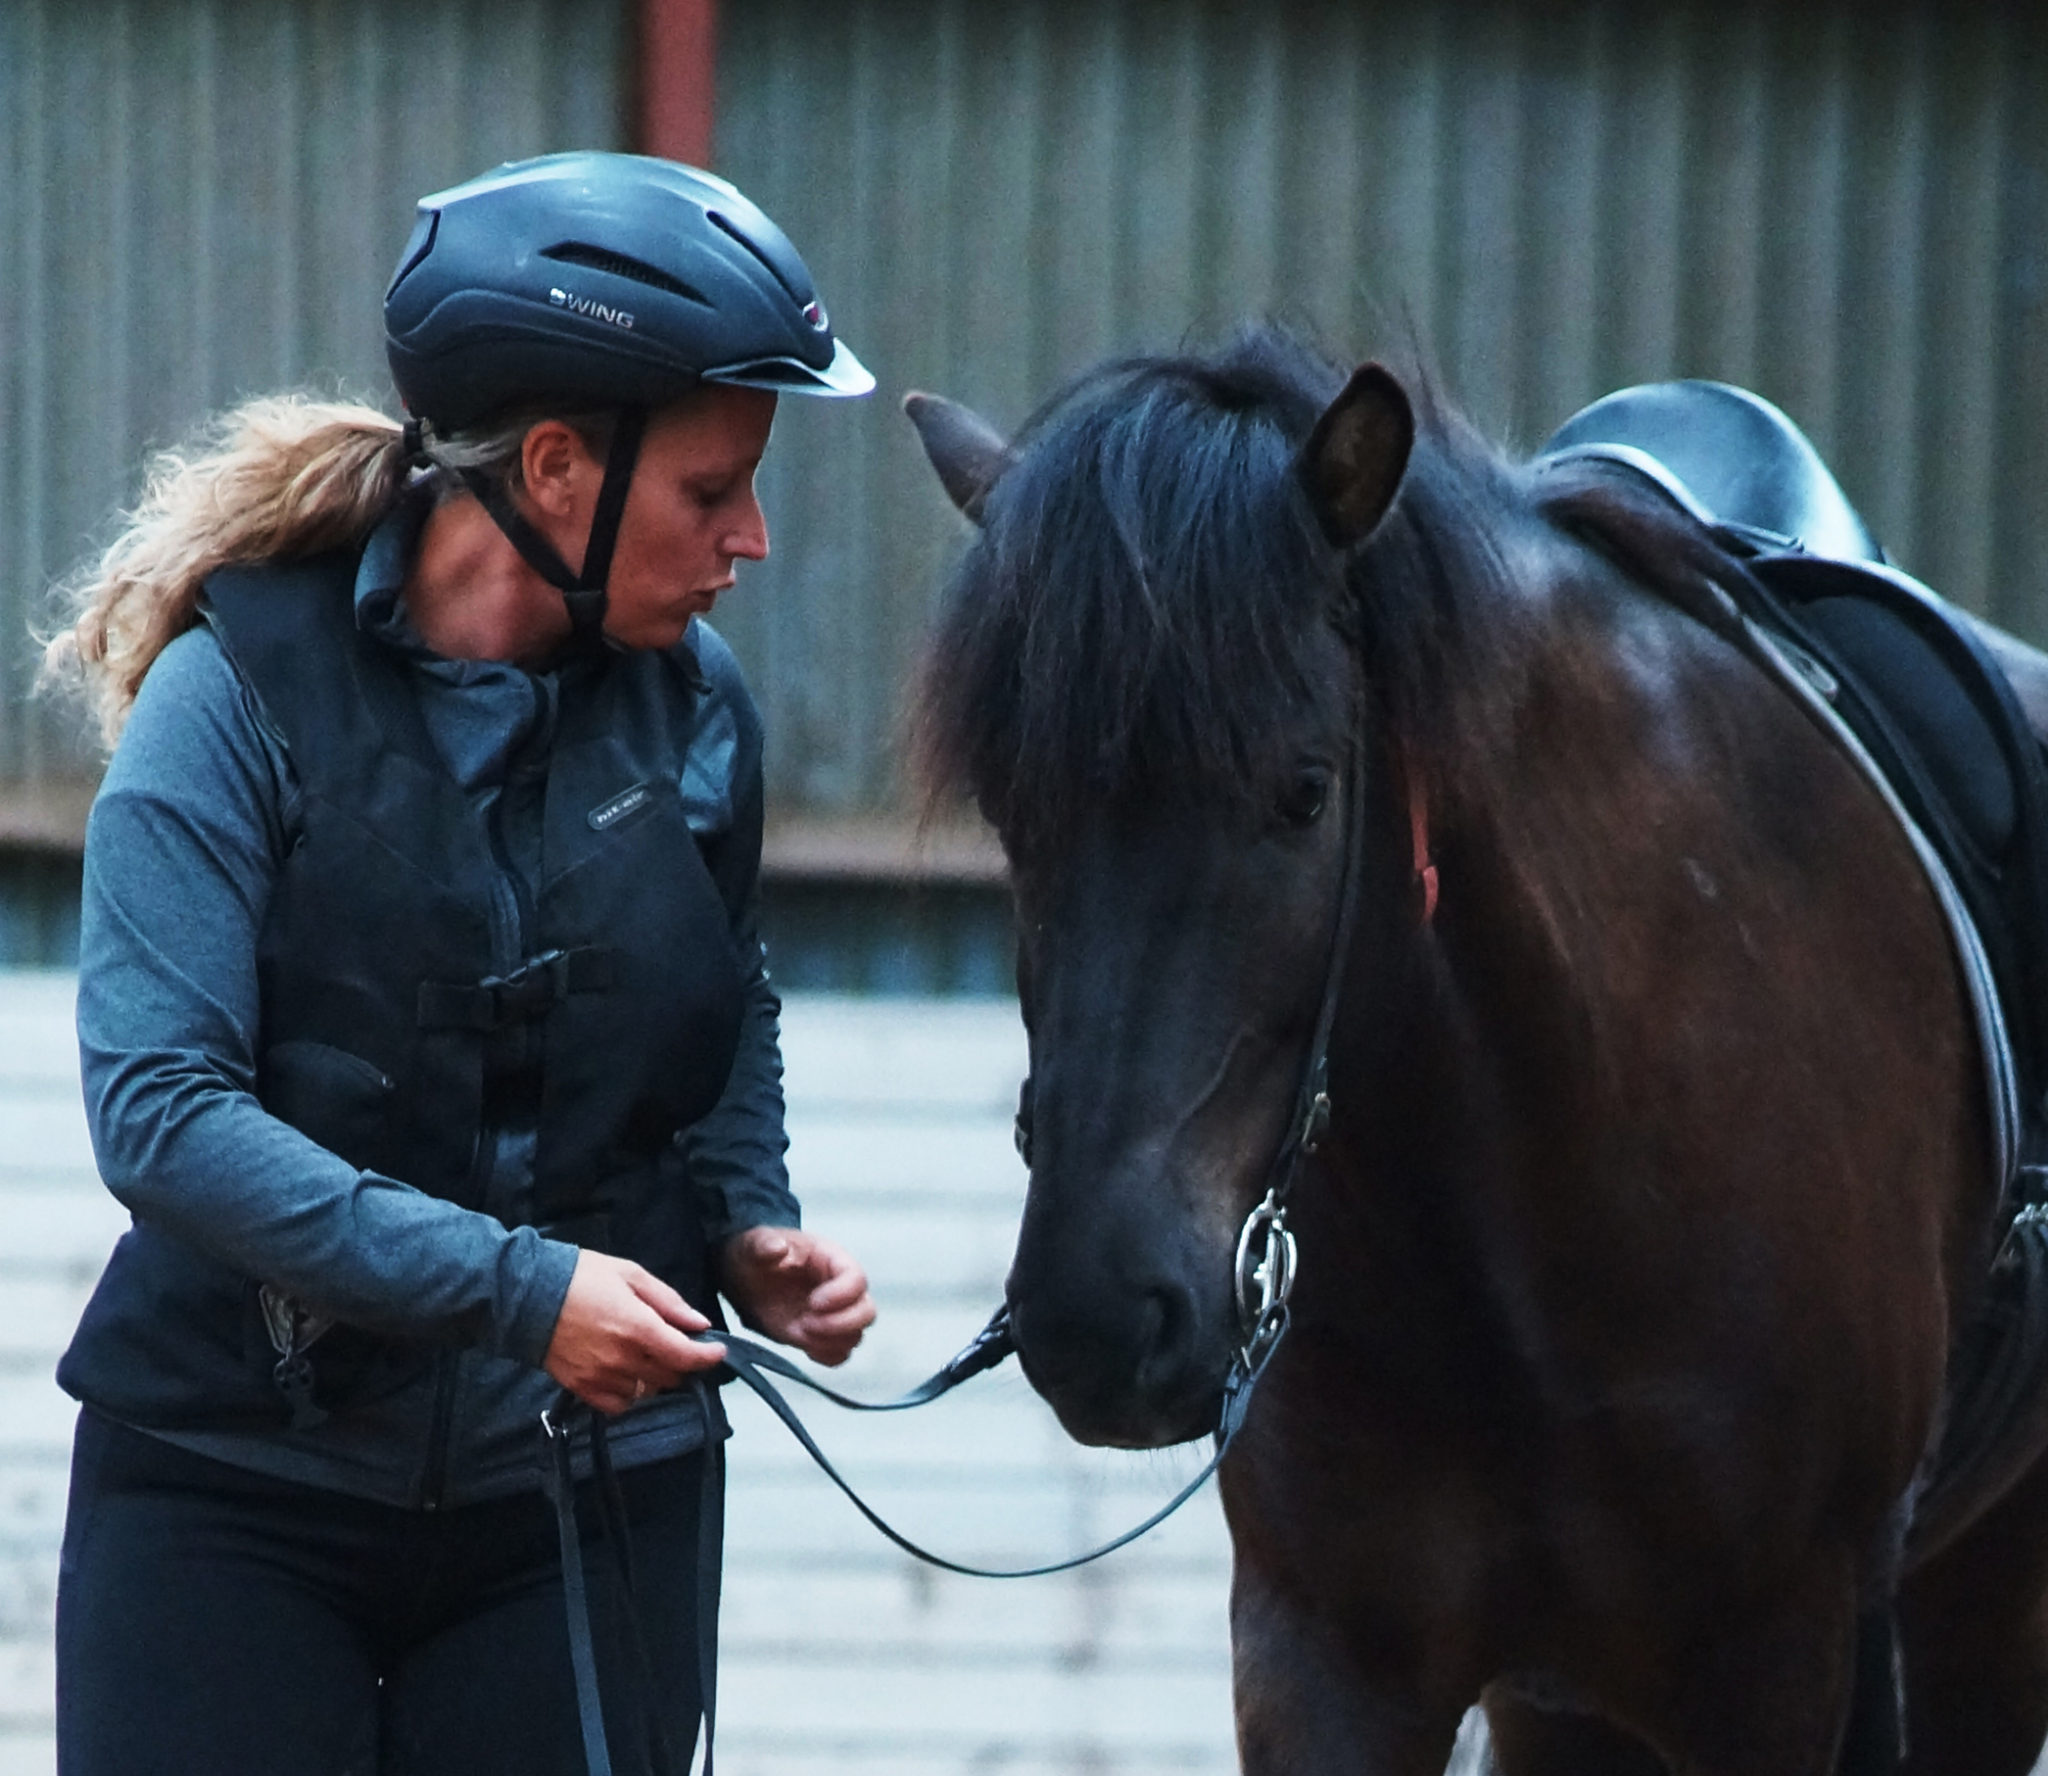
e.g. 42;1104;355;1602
632;1378;646;1401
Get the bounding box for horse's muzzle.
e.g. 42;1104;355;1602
1007;1279;1229;1448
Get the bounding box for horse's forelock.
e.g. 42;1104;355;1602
913;329;1365;843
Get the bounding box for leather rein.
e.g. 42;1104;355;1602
540;728;1404;1776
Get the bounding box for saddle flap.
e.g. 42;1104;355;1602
1757;555;2017;867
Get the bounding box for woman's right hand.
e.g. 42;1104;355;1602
542;1249;726;1415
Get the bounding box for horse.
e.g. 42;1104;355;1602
902;325;2048;1776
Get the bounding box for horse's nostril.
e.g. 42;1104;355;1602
1133;1284;1194;1394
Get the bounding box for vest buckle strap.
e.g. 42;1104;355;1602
416;946;621;1031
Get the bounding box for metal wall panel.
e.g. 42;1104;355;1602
7;0;2046;834
0;0;628;822
713;0;2048;819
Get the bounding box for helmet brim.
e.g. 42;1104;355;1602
705;338;875;399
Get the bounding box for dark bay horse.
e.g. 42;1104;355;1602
904;328;2048;1775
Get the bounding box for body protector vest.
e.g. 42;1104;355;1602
62;550;746;1430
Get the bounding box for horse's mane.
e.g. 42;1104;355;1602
913;323;1745;842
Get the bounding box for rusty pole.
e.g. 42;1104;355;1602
637;0;718;167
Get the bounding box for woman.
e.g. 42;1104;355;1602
42;151;876;1775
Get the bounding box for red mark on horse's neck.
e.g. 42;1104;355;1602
1409;777;1438;924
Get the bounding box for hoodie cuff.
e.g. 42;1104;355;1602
493;1229;583;1369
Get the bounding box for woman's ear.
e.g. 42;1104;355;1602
519;420;593;520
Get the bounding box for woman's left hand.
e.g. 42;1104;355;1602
718;1226;876;1366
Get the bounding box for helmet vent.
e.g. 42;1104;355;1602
541;244;709;306
705;210;807;305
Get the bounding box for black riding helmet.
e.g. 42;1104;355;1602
383;151;872;645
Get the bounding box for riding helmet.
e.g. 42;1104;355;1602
383;150;873;430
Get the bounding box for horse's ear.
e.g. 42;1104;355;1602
904;391;1016;526
1300;363;1414;549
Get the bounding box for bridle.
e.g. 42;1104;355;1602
541;718;1418;1776
1229;730;1374;1368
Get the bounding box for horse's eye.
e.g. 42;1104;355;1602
1279;767;1329;828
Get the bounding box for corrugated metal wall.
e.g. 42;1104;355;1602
713;0;2048;816
6;0;2048;833
0;0;628;832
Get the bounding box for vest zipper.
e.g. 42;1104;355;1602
421;804;533;1513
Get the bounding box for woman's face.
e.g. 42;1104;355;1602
592;385;778;651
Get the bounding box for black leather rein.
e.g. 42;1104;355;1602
542;728;1371;1776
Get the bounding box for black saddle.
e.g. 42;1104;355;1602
1543;380;2048;1569
1547;378;1888;565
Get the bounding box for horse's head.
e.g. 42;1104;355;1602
908;334;1420;1447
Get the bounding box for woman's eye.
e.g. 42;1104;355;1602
1279;768;1329;827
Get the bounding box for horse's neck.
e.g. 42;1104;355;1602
1330;560;1981;1386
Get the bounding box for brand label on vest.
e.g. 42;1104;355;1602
587;783;655;832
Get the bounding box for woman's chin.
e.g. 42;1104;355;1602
603;614;694;652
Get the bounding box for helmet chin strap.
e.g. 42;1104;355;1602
458;406;649;657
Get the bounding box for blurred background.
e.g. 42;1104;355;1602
4;1;2047;1771
5;0;2048;982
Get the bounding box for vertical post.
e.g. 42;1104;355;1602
638;0;719;168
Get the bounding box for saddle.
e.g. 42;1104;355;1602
1542;381;2048;1558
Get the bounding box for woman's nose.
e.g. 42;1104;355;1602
725;494;770;562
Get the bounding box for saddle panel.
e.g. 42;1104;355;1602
1752;556;2022;878
1755;555;2048;1096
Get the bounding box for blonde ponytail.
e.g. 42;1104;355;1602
40;394;411;748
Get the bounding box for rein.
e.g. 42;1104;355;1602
539;1315;1286;1776
541;731;1379;1776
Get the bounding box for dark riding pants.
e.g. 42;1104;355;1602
56;1409;716;1776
